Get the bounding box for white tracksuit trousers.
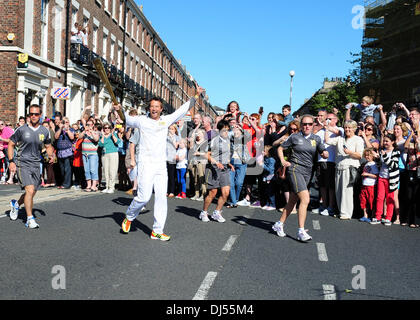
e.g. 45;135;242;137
125;161;168;234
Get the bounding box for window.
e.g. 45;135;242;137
92;26;98;53
141;28;145;49
110;38;115;64
104;0;109;12
119;1;123;25
112;0;117;19
41;0;49;59
102;33;108;59
131;16;135;37
117;45;121;69
54;5;62;64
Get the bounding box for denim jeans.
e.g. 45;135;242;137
58;156;73;188
229;161;247;205
177;168;187;194
82;153;99;181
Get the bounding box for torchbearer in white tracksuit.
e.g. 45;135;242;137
112;85;205;241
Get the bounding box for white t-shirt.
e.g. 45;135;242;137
176;147;188;169
316;127;344;163
70;26;82;44
327;135;364;170
379;151;392;179
362;161;379;186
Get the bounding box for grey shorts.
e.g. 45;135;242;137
287;164;312;194
205;165;231;190
17;164;42;190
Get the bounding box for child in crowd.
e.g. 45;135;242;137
261;145;276;211
359;148;379;223
371;134;400;226
346;96;379;122
176;139;188;199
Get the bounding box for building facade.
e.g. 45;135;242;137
361;0;420;108
0;0;216;125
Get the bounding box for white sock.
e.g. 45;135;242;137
298;228;305;233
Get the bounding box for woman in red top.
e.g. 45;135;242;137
72;130;85;190
237;113;264;207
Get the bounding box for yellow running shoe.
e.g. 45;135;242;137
121;218;131;234
150;231;171;241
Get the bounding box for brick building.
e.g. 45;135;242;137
0;0;216;125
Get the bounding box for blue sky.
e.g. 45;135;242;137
135;0;364;115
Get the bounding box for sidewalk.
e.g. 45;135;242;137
0;184;97;217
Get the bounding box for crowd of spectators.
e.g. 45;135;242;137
1;97;419;228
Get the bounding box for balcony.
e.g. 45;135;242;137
69;43;165;103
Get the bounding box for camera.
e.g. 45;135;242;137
326;119;331;126
115;124;122;129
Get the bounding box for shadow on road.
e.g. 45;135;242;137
174;206;201;220
61;211;152;236
232;215;310;244
112;197;133;206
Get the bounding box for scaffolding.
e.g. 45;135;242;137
360;0;420;107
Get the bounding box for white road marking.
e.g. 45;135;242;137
322;284;337;300
193;272;218;300
316;243;328;262
222;235;238;252
313;220;321;230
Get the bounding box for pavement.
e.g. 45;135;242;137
0;184;419;301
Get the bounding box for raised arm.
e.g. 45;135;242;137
166;85;205;125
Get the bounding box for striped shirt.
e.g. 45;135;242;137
82;133;99;155
380;149;400;192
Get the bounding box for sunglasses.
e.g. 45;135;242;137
29;113;40;116
104;127;111;129
290;128;298;131
302;123;314;126
365;127;373;131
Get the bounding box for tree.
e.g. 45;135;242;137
310;52;362;123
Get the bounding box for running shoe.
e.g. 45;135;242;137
383;219;392;226
195;195;204;202
370;218;381;225
297;229;312;242
9;199;19;221
121;218;131;234
272;221;286;237
150;231;171;241
25;216;39;229
237;199;250;207
211;211;226;223
262;206;276;211
101;188;109;193
199;211;210;222
319;206;329;216
250;201;261;208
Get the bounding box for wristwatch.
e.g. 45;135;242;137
9;158;14;163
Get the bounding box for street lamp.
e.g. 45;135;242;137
289;70;295;107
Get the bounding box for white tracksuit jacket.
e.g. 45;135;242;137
124;97;196;234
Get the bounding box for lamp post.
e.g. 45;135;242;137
289;70;295;107
168;78;178;113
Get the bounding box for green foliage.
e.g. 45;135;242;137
309;52;362;122
310;83;359;122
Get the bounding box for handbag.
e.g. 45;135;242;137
348;166;361;186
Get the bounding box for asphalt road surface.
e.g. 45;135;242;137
0;185;419;301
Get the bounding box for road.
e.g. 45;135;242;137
0;184;419;301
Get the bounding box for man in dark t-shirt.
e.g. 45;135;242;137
8;105;54;229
